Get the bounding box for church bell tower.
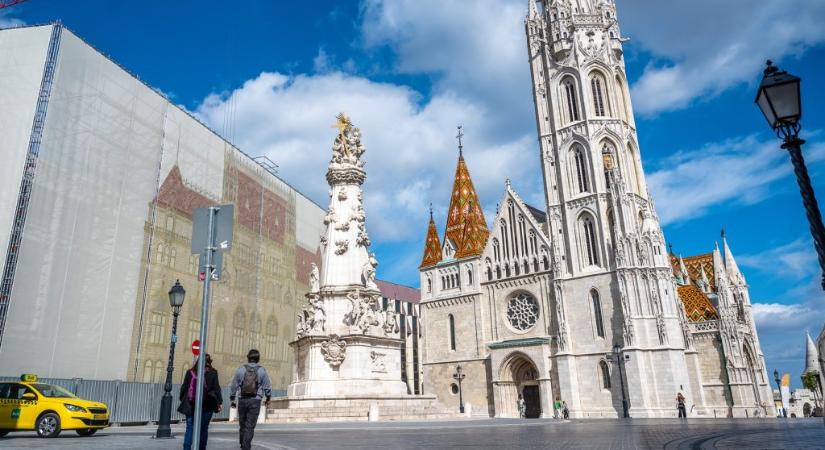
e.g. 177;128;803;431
525;0;694;417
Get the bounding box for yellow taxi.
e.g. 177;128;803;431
0;374;109;438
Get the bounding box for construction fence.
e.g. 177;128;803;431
0;376;286;424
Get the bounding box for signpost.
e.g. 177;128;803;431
190;205;232;449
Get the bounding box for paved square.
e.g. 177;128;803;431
1;418;823;449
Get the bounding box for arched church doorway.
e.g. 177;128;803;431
499;353;542;418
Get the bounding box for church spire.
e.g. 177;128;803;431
678;254;689;284
420;204;442;268
444;134;489;259
721;229;746;285
804;332;820;375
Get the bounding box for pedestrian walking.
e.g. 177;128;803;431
562;400;569;419
230;349;272;450
517;395;526;418
178;353;222;450
553;398;562;419
676;392;686;418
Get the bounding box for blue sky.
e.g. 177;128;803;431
4;0;825;387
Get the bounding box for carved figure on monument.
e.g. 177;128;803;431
363;253;378;290
383;310;399;335
330;112;366;169
320;235;327;250
357;230;371;248
334;220;350;232
334;240;349;255
296;293;326;337
321;335;347;369
309;262;320;293
324;208;337;226
337;187;347;201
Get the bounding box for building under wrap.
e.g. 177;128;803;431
0;24;326;387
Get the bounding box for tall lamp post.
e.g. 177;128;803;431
156;280;186;439
756;60;825;290
774;369;786;418
453;365;466;414
611;345;629;418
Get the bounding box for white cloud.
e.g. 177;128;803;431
195;71;541;245
646;135;825;225
752;302;815;333
360;0;533;138
737;238;817;280
618;0;825;115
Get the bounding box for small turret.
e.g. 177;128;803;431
721;229;746;286
419;205;443;269
804;332;820;376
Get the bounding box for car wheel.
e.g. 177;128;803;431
36;413;61;438
76;428;97;437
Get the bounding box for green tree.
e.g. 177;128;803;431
801;371;821;411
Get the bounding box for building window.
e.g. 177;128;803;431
168;247;177;268
165;215;175;232
232;309;245;355
189;255;199;274
448;314;456;351
142;360;153;383
427;277;432;293
573;147;589;193
450;383;459;395
266;317;278;360
562;78;580;123
467;268;473;286
590;73;609;117
214;321;225;353
187;319;201;348
148;312;166;344
506;293;540;331
592;290;605;338
600;361;611;389
581;214;599;266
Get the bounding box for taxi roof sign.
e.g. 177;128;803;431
20;374;37;382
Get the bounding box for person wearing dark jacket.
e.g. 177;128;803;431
178;353;222;450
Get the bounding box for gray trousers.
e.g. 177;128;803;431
238;397;261;450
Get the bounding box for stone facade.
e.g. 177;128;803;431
418;0;772;420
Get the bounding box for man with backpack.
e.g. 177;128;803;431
229;349;272;450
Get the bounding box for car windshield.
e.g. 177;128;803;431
31;383;77;398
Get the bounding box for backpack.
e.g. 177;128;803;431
240;364;259;396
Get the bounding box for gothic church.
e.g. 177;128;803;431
418;0;771;419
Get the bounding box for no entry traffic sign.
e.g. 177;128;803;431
191;339;200;356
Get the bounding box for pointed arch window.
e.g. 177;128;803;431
600;361;611;389
590;72;609;117
562;78;581;124
581;214;600;267
592;289;605;338
573;146;590;193
448;314;456;351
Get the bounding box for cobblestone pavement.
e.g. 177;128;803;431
1;418;823;449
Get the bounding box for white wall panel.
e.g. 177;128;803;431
0;26;51;279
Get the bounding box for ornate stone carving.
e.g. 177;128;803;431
357;230;371;248
334;240;349;255
323;208;337;226
321;334;347;369
345;288;381;334
506;293;540;331
334;220;350;232
370;351;386;373
337;187;347;201
362;253;378;290
383;310;399;335
296;293;326;338
320;235;327;250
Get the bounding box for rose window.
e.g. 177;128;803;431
506;293;539;331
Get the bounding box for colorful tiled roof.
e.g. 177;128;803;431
670;252;715;290
420;212;442;268
677;284;718;322
444;155;489;259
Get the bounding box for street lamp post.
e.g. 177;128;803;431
453;365;466;414
156;280;186;439
774;369;786;418
756;60;825;290
611;345;629;418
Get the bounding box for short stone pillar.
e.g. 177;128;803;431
368;403;380;422
257;400;267;423
464;402;472;417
